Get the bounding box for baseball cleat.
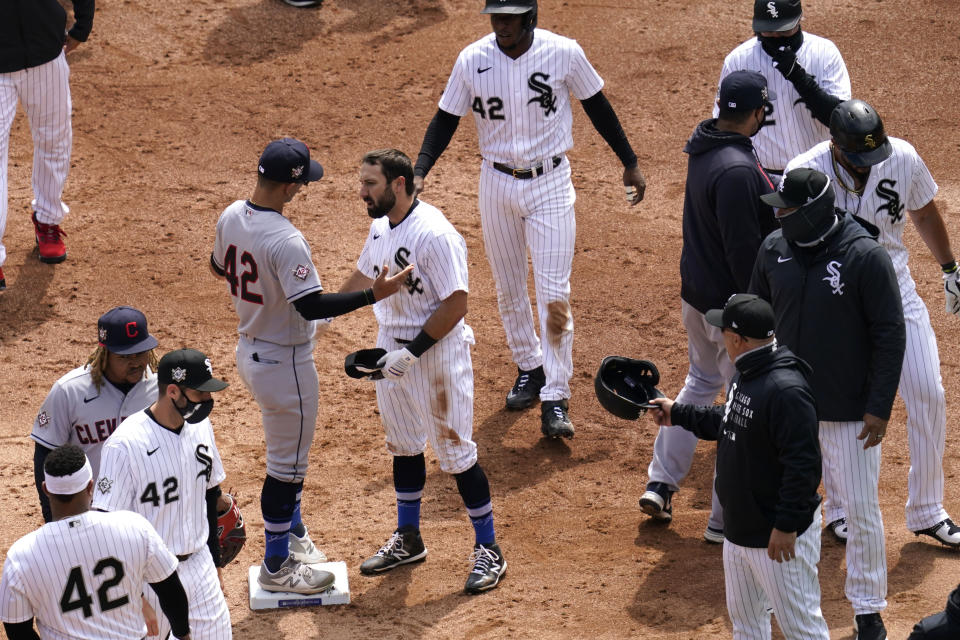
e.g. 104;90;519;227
853;612;887;640
638;482;673;522
281;0;323;6
360;526;427;575
289;526;327;564
464;542;506;594
912;518;960;548
540;399;574;439
258;555;335;594
826;517;848;544
703;526;725;544
0;267;5;291
506;366;545;410
32;212;67;264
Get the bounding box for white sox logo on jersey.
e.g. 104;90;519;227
527;73;557;116
823;260;845;295
876;179;905;223
376;247;424;295
766;1;779;18
195;444;213;482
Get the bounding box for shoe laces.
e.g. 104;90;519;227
36;220;66;242
512;373;530;393
377;531;403;556
550;404;566;420
469;545;498;575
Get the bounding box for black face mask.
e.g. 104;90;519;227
174;389;214;424
779;181;838;246
758;30;804;57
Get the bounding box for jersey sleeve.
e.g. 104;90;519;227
91;440;136;512
437;50;474;117
211;211;227;271
419;232;469;302
711;53;737;118
30;380;74;451
206;423;226;489
135;513;179;584
273;234;323;303
0;552;33;624
817;43;851;101
907;147;938;210
566;40;604;101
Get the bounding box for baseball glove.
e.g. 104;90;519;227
594;356;665;420
344;348;387;380
216;493;245;567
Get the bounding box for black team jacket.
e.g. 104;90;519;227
0;0;95;73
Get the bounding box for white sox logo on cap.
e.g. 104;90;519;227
172;367;188;382
767;1;779;17
204;358;214;376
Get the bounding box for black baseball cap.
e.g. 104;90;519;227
718;71;776;111
706;294;775;339
753;0;802;33
97;306;159;355
481;0;536;14
157;349;229;391
258;138;324;184
760;167;830;209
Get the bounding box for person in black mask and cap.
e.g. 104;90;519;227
749;167;905;640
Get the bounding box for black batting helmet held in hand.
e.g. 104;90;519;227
829;99;893;167
595;357;665;420
481;0;538;31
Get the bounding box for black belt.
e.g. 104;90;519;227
492;156;561;179
395;338;411;345
176;553;192;562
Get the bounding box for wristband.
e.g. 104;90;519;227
363;288;375;304
942;261;958;274
406;329;438;357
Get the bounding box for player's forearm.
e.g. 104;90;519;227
780;64;842;127
205;486;222;568
410;291;467;356
68;0;96;42
580;91;638;169
414;109;461;178
293;290;374;321
149;573;190;639
910;201;955;266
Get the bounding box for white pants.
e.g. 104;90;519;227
820;420;887;614
0;52;72;266
724;510;829;640
647;301;733;530
145;550;231;640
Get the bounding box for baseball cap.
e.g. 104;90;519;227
97;306;159;355
718;71;776;111
157;349;229;392
481;0;536;14
706;294;776;339
760;167;830;209
258;138;324;184
753;0;802;33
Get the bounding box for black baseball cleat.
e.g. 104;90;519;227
912;518;960;548
0;267;6;291
853;612;887;640
464;542;506;594
638;482;674;522
541;399;574;439
359;526;427;575
506;366;546;410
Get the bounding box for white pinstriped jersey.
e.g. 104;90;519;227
357;200;469;336
92;410;226;556
715;33;851;171
438;28;604;166
0;510;177;640
785;137;938;290
31;366;157;475
213;200;323;345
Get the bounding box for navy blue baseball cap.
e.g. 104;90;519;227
258;138;324;184
719;70;776;111
98;306;159;355
706;294;775;339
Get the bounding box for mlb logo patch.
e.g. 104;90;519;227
37;411;50;427
294;265;310;280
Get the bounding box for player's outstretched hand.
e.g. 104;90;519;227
377;348;418;381
857;413;888;449
648;397;673;426
413;175;425;197
372;263;415;301
623;166;646;206
142;596;159;636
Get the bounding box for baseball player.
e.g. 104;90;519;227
649;294;829;640
751;168;906;640
341;149;506;594
784;100;960;549
1;445;191;640
93;349;232;640
715;0;851;176
210;137;412;593
32;306;159;523
0;0;94;285
413;0;647;438
640;71;777;544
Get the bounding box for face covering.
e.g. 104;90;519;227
778;181;838;246
175;389;214;424
758;30;804;57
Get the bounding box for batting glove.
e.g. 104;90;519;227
944;270;960;315
377;348;418;381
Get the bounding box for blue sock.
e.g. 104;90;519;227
397;497;422;530
290;493;306;538
262;475;297;571
454;463;496;545
394;454;426;531
264;530;290;572
469;509;495;546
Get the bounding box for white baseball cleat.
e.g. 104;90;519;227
258;555;335;594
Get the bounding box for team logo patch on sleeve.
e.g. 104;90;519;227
97;477;113;494
294;265;310;280
172;367;187;382
37;411;50;427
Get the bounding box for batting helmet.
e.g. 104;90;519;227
481;0;538;32
829;99;893;167
344;348;387;380
217;493;246;567
594;357;665;420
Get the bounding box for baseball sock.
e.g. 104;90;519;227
394;453;426;530
262;475;297;572
290;482;306;538
455;463;495;545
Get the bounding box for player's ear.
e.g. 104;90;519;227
85;479;94;499
41;481;50;498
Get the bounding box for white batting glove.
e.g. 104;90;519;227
315;317;333;338
376;348;418;381
944;271;960;315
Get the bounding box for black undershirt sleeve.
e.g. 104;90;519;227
148;572;190;639
780;64;843;127
414;109;462;178
4;621;41;640
206;486;222;568
210;253;225;277
292;290;374;321
580;91;638;169
33;442;53;523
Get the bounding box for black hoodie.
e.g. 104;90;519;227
671;344;822;548
679;118;777;314
0;0;95;73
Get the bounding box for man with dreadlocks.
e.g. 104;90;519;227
31;306;159;522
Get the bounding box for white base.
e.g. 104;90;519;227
248;562;350;609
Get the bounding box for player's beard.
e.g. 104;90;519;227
366;188;395;219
